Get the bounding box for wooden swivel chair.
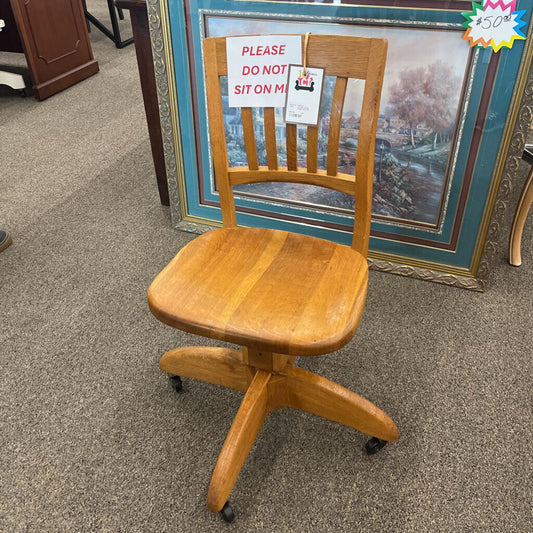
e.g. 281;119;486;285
148;34;398;522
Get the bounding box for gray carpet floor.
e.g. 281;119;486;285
1;4;532;532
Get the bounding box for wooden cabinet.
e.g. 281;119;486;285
1;0;98;100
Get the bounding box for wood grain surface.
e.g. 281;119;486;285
149;227;368;356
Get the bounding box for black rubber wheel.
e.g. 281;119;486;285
220;501;235;523
365;437;387;455
169;375;183;392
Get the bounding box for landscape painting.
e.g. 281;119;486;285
205;16;472;228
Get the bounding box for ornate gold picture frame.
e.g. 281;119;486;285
146;0;532;291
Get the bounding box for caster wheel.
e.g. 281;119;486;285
365;437;387;455
220;501;235;523
169;375;183;392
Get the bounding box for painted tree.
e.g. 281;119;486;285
390;62;461;150
422;62;461;149
388;67;426;148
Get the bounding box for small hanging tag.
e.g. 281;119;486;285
284;65;324;126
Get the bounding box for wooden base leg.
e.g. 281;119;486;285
159;346;252;393
509;167;533;266
207;370;271;513
159;345;398;516
282;365;398;442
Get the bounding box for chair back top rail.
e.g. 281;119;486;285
212;35;373;78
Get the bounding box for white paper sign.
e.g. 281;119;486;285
227;35;302;108
284;65;324;126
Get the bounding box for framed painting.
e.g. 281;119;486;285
146;0;532;290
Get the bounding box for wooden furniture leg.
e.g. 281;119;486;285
509;166;533;266
159;347;253;393
161;345;397;517
116;0;170;205
207;370;271;513
282;365;398;442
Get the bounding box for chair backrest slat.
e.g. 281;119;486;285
286;123;298;171
306;126;318;173
264;107;278;170
203;34;388;256
241;108;258;170
326;77;348;177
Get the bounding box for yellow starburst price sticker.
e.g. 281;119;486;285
462;0;527;52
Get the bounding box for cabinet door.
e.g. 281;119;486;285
10;0;98;99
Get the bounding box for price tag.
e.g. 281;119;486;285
284;65;324;127
462;0;527;52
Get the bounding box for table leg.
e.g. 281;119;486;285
509;166;533;266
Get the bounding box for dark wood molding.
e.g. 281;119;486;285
33;60;99;100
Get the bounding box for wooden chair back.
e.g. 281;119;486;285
203;34;388;257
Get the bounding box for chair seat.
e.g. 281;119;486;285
148;227;368;356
